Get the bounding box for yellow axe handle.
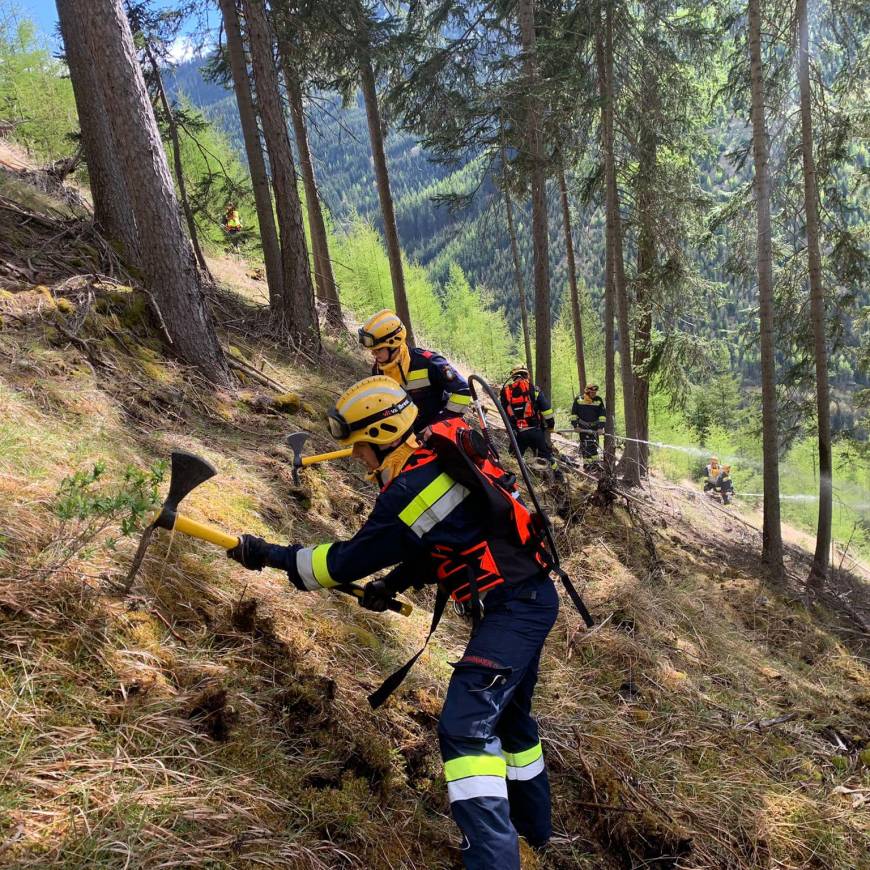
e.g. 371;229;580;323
152;512;413;617
300;447;353;467
172;514;241;550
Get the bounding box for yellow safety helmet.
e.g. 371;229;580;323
722;465;731;474
510;364;529;379
358;309;407;351
710;456;719;463
327;376;418;447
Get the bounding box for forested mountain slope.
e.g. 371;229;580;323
168;59;868;408
1;142;869;870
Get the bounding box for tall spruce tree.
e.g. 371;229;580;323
57;0;138;261
748;0;784;579
597;1;640;484
216;0;283;301
241;0;320;351
797;0;831;589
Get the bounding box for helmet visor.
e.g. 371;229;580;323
327;410;351;440
328;395;414;442
358;323;402;350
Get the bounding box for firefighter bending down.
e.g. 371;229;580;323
570;384;606;467
703;456;734;505
499;365;562;481
227;377;558;869
359;309;471;433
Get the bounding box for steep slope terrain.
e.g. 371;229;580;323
1;155;868;869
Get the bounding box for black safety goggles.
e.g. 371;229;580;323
358;324;402;349
327;394;414;440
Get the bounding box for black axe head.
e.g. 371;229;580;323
154;451;218;530
285;432;309;485
124;450;217;592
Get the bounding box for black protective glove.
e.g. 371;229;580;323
227;534;272;571
360;579;393;612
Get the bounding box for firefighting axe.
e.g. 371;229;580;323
286;431;352;484
124;450;412;616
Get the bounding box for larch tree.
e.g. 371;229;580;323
240;0;320;352
797;0;832;589
57;0;231;386
216;0;283;301
748;0;784;579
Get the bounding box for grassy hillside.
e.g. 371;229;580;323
1;148;869;869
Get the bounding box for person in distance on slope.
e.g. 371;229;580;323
703;457;734;505
358;309;471;433
227;377;558;870
570;384;606;467
499;365;562;481
223;202;242;235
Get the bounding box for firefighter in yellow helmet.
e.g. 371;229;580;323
703;456;734;504
223;203;242;235
358;309;471;433
227;376;559;869
499;365;562;480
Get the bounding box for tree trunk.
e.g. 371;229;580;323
503;183;534;381
217;0;283;302
633;66;657;477
57;0;138;262
142;39;211;279
358;50;415;345
241;0;320;352
518;0;552;398
798;0;831;590
748;0;784;579
603;248;617;467
598;3;640;484
559;166;587;390
280;49;343;329
65;0;231;385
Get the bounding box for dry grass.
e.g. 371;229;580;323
0;162;868;869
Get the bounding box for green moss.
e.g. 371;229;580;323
272;392;304;413
55;297;75;314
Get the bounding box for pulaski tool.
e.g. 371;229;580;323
286;432;352;485
124;450;412;616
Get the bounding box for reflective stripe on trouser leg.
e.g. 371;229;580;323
441;742;517;870
496;648;552;847
438;581;558;868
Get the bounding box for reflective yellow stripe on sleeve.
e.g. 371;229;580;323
446;392;472;413
399;473;470;537
295;543;338;590
405;369;431;389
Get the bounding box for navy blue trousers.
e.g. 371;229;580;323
437;575;559;869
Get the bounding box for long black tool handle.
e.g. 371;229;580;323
468;375;594;628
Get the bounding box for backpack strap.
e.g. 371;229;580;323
368;588;449;709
